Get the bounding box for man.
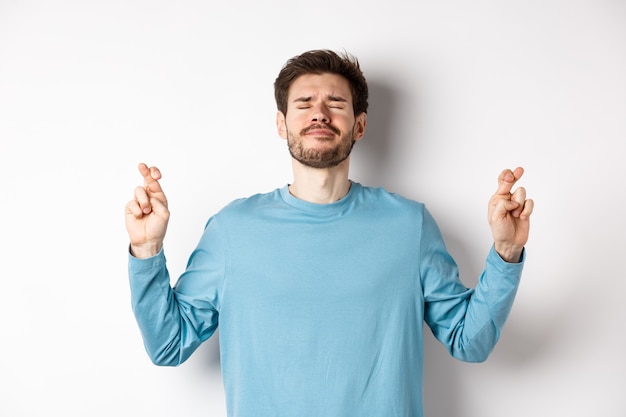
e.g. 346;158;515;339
125;49;533;417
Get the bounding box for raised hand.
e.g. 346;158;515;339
125;163;170;258
488;167;534;262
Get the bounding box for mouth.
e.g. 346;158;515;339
302;124;340;137
306;130;335;138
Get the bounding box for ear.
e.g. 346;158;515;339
276;111;288;139
352;112;367;141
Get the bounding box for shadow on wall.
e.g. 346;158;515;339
351;77;405;189
189;329;222;375
360;76;564;415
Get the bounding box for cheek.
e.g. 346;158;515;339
284;114;307;132
288;112;308;123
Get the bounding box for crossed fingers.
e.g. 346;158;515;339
494;167;534;220
133;163;167;215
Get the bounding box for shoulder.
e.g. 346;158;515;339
356;183;425;212
213;187;283;220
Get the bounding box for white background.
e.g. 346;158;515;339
1;1;625;416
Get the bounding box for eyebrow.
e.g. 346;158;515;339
292;95;348;103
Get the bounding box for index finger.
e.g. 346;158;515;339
495;166;524;196
138;162;164;194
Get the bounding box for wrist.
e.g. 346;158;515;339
129;242;162;259
494;243;523;263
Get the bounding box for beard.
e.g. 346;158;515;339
286;123;356;169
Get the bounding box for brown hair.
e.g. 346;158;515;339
274;49;369;117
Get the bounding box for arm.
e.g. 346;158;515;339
421;209;523;362
423;168;533;361
125;163;220;366
128;234;221;366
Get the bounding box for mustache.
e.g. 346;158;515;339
301;123;341;136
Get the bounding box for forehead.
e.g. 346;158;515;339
288;73;353;102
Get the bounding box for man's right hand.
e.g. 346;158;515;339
125;163;170;258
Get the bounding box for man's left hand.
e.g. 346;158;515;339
488;167;534;262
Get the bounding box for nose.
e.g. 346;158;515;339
311;104;330;124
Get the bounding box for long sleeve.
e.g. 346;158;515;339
420;208;524;362
128;217;224;366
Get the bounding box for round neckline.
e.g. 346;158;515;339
279;181;361;214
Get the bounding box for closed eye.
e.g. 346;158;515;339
327;95;347;109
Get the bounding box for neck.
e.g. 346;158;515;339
288;158;351;204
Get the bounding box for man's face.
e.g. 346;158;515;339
276;73;366;169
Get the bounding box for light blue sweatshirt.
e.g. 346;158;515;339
129;182;524;417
